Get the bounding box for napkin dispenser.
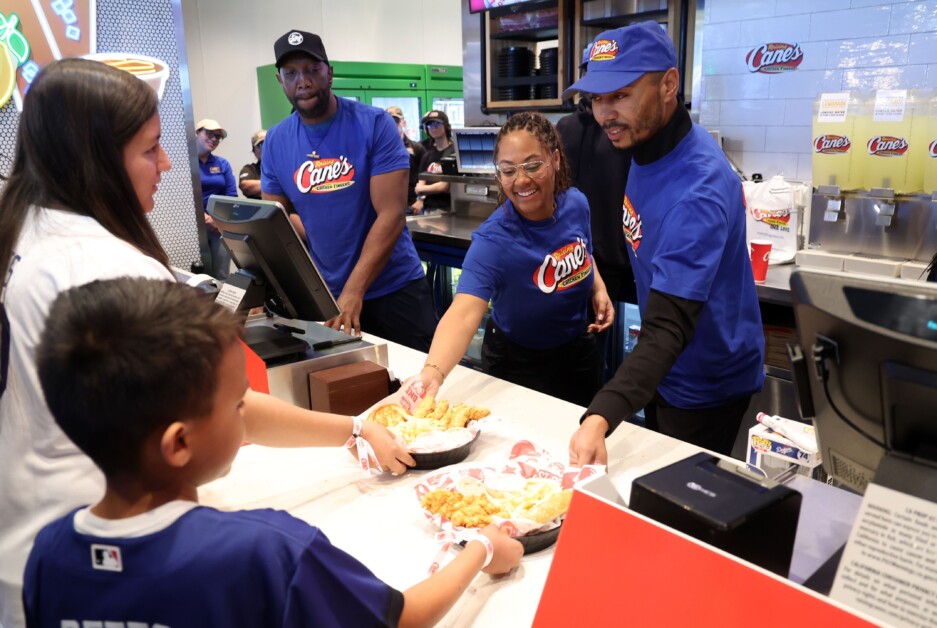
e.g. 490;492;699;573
630;453;802;577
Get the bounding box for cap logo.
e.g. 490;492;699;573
288;32;303;46
590;40;619;62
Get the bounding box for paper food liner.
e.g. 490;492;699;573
359;376;487;454
414;440;604;537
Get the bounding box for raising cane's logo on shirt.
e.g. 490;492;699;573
622;195;643;253
534;237;592;294
294;156;356;193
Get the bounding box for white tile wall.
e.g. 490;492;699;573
709;0;776;24
890;1;937;34
737;15;811;48
809;7;892;40
699;1;937;185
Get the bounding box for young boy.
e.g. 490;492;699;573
25;278;522;627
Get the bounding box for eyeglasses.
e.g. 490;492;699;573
495;160;551;182
201;130;224;142
424;120;443;129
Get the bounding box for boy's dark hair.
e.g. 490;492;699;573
36;278;244;476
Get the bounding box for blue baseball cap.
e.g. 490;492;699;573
563;21;677;98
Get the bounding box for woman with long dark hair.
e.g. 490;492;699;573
0;59;411;627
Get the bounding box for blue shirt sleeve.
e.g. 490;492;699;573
370;113;410;177
457;229;501;302
650;196;728;302
222;158;237;196
282;528;403;627
261;126;285;196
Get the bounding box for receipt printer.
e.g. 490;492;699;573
630;453;802;577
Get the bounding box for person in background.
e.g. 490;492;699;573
262;30;437;351
556;43;635;306
385;105;425;213
195;118;237;280
565;22;765;464
413;110;454;215
418;112;613;407
0;58;412;628
238;129;266;200
24;277;522;628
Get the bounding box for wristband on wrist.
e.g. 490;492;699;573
344;415;363;448
423;362;446;382
468;533;494;568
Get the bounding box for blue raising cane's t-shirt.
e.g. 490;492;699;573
623;124;765;408
24;506;403;627
261;97;425;299
457;188;595;349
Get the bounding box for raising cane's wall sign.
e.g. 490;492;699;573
746;42;804;74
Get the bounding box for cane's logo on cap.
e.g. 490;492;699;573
288;32;303;46
590;39;619;62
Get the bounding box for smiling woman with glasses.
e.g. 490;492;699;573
414;111;614;408
194;118;237;280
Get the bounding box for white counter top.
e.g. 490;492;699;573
200;333;858;627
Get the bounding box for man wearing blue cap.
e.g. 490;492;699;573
566;22;765;462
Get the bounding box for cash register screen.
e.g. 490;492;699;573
206;195;339;322
453;128;498;174
791;269;937;493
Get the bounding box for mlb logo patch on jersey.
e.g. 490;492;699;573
91;544;123;572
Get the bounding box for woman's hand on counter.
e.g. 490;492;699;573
360;420;415;475
568;415;609;467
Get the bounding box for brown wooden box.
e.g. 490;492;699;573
308;360;389;415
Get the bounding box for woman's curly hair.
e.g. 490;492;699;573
493;111;572;205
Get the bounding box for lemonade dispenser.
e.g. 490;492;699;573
812;92;862;191
857;89;928;195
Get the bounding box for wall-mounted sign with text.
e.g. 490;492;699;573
746;43;803;74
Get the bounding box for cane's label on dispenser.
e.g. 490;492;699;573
867;135;909;157
816;92;850;123
873;89;907;122
814;135;851;155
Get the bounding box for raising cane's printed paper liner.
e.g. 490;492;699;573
414;440;604;538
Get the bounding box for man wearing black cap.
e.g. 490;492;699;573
261;30;436;351
566;22;765;462
556;44;634;307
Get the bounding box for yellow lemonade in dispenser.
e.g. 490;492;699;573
812;92;862;190
925;92;937;195
860;89;927;194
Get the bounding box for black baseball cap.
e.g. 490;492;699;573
274;30;329;68
421;110;449;127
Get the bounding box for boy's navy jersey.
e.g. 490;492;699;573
261;97;424;299
624;124;765;408
457;188;594;349
23;505;403;628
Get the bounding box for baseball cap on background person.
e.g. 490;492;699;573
195;118;227;139
579;42;594;70
421;110;449;128
562;21;677;99
251;129;267;149
274;30;329;67
386;106;405;121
